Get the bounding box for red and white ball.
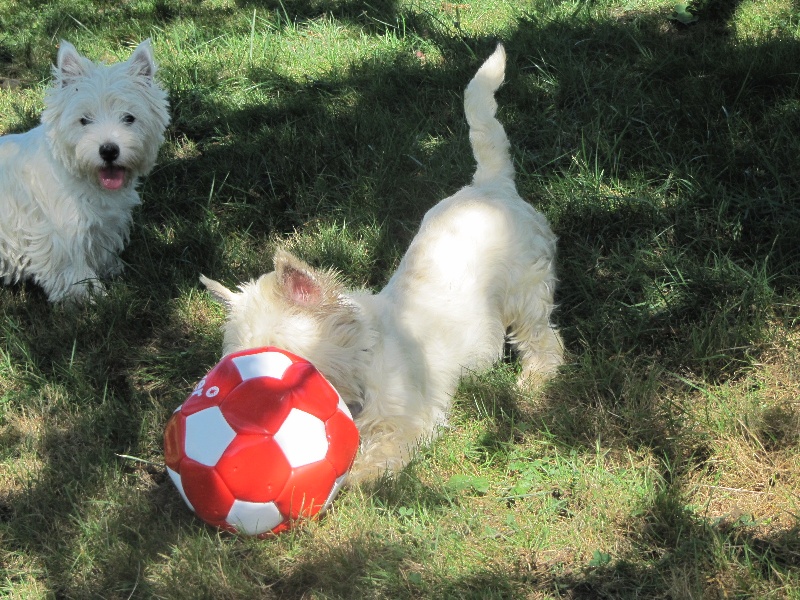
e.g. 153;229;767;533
164;347;359;536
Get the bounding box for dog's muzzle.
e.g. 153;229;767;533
97;143;126;190
99;143;120;163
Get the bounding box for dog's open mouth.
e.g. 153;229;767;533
98;165;126;190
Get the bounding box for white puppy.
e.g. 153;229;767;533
0;39;170;302
201;45;563;481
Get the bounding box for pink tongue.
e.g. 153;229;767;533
99;166;125;190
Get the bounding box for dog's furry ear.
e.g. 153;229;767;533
274;249;347;308
200;275;238;310
56;41;89;87
126;39;156;81
274;250;326;307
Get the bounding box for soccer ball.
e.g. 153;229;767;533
163;346;359;536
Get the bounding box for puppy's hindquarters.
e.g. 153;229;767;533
465;45;564;384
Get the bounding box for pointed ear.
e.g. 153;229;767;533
126;38;156;81
274;250;325;306
56;41;88;86
200;275;238;310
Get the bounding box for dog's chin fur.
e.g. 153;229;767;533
0;39;170;302
202;44;564;483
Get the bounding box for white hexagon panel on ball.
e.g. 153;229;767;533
273;408;329;468
231;351;293;381
184;406;236;466
226;499;285;536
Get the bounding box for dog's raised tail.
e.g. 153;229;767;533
464;44;513;187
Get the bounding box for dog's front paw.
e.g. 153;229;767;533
345;427;419;485
59;279;107;304
103;257;126;278
517;354;563;391
346;455;398;485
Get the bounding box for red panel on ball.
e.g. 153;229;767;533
287;367;339;421
181;358;243;415
221;378;292;434
275;461;337;519
216;434;292;502
163;412;185;472
180;459;236;522
324;410;360;474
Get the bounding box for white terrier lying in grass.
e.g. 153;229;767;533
202;44;563;482
0;39;169;302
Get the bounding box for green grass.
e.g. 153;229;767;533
1;0;800;598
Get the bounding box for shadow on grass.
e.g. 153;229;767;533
550;489;800;599
0;288;222;596
138;503;800;599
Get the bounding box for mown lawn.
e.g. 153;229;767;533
1;1;799;598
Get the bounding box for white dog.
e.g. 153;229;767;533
201;45;563;482
0;39;170;302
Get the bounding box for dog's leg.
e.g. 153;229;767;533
39;267;103;302
347;416;429;484
506;283;564;387
32;233;103;302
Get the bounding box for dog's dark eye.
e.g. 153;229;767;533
79;117;92;126
122;114;136;125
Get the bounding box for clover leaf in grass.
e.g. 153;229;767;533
671;3;699;24
446;474;490;495
588;550;612;568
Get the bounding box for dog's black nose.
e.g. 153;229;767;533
99;143;120;163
